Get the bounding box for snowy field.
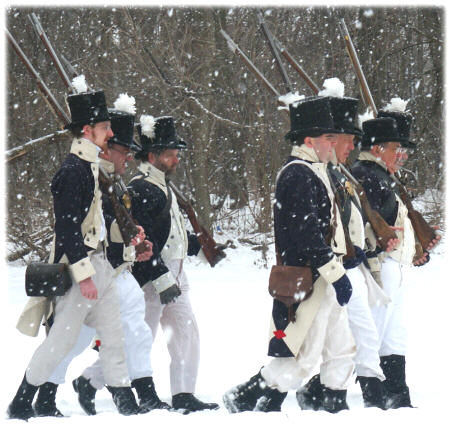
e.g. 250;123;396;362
2;238;450;428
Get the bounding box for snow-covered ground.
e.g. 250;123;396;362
2;239;450;428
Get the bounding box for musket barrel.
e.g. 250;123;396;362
257;10;294;94
6;29;70;125
270;35;320;94
339;19;378;116
29;13;75;93
220;29;281;99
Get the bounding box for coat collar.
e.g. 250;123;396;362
138;161;166;188
99;157;115;174
70;138;102;163
357;151;388;172
291;144;321;163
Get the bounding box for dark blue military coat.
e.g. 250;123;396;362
128;177;201;288
269;156;338;357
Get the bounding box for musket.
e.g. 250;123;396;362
391;173;437;253
220;29;287;108
29;13;75;92
338;19;437;254
60;53;93;92
272;36;320;94
257;11;320;95
6;30;70;127
338;19;378;117
168;181;226;268
338;164;398;250
257;10;294;94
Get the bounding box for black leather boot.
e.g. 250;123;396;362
108;386;139;415
357;376;387;409
296;374;325;411
223;372;267;413
322;387;349;413
255;387;287;412
7;374;39;420
172;393;219;414
72;376;97;415
34;382;64;417
131;377;171;413
380;354;413;408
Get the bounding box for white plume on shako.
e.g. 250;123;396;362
140;114;156;139
358;108;375;129
278;92;305;110
384;97;409;112
71;75;88;94
318;77;345;98
113;93;136;115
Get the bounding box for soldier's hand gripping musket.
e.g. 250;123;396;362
168;181;226;268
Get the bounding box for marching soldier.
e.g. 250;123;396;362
8;89;140;420
72;105;171;415
351;104;440;408
129;115;219;413
39;98;167;416
223;97;357;414
296;90;397;411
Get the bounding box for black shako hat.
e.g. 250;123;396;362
135;116;187;157
326;96;362;136
361;117;404;148
65;90;110;129
107;109;141;152
377;110;415;149
285;97;342;143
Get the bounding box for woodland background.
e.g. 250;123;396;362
5;6;444;263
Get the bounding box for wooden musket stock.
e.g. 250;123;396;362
168;181;226;267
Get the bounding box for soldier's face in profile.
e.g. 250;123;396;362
108;144;133;175
376;141;402;174
84;121;114;151
394;149;408;171
334;134;355;163
306;133;338;162
150;149;180;175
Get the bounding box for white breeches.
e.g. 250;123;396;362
82;270;153;389
371;257;408;356
261;285;355;392
143;259;200;396
346;267;385;380
26;252;129;388
48;270;153;389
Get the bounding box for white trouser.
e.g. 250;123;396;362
261;284;355;392
346;267;385;380
26;252;129;387
48;270;153;389
143;259;200;396
83;270;153;389
371;257;407;356
48;324;95;385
